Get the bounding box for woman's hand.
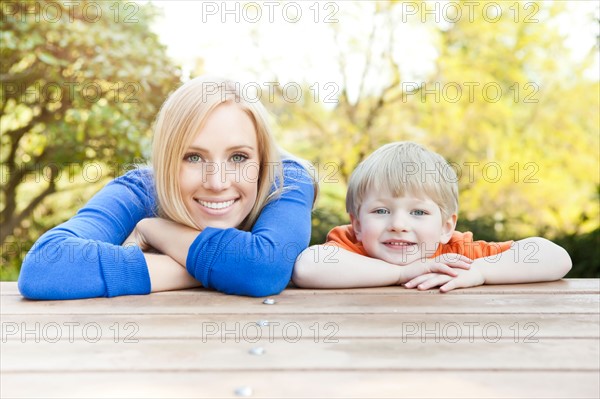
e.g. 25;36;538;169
122;219;154;252
124;218;200;266
122;219;203;292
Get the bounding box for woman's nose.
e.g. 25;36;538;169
202;162;232;191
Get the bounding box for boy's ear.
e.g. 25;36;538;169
440;213;457;244
349;213;362;241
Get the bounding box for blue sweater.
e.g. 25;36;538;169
18;160;314;299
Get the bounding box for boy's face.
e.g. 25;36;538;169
351;190;456;265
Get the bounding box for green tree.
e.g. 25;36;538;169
1;0;181;278
416;1;599;238
264;1;598;255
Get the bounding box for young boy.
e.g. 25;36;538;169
293;142;572;292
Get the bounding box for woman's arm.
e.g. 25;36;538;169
125;218;198;266
137;160;315;297
18;169;156;299
145;254;202;292
123;229;202;292
292;245;471;288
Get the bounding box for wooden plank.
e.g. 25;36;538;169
2;292;598;315
2;338;598;372
2;371;599;399
2;314;598;340
2;279;598;296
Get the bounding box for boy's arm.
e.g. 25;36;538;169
474;237;572;284
292;244;471;289
406;237;572;292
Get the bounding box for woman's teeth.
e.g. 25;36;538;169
198;199;235;209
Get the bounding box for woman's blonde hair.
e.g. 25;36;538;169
346;141;458;223
152;76;283;231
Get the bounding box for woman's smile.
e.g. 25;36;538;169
194;197;239;215
179;102;259;229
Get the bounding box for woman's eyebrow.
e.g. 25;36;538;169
186;145;256;152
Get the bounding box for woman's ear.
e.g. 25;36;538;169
350;213;362;242
440;213;458;244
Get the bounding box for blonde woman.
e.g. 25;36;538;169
18;77;315;299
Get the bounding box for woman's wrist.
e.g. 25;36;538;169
133;218;157;251
137;218;199;266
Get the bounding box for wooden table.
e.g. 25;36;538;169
1;280;599;398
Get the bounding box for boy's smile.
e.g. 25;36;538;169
351;190;456;265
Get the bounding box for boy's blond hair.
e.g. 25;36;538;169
346;141;458;223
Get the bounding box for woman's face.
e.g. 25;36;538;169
179;102;260;230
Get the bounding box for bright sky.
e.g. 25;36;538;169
150;1;346;79
148;0;599;90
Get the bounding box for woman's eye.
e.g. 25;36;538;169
231;153;248;163
185;154;202;163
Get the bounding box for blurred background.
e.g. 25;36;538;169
1;0;598;280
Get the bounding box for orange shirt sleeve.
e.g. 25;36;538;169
327;226;513;261
434;231;513;260
325;225;369;256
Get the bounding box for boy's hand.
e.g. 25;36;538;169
404;267;485;292
431;253;473;269
399;253;472;283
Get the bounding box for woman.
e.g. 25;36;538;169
18;76;315;299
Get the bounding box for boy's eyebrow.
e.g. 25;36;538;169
408;198;438;207
371;196;437;206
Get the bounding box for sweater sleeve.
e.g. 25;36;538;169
186;160;315;297
18;169;156;300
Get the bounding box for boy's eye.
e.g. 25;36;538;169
373;209;390;215
231;153;248;163
411;209;428;216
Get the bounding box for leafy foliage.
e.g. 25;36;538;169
1;0;181;277
1;1;597;280
267;1;599;276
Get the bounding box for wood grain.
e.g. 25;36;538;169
1;280;598;398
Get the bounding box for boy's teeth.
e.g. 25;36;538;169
198;200;235;209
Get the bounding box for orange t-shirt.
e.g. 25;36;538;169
326;225;513;260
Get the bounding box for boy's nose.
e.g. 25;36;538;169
389;213;410;232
